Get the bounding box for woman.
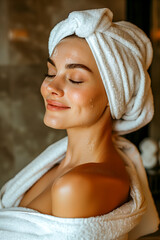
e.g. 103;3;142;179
19;34;130;217
0;8;159;240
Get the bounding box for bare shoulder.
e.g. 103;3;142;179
51;162;130;218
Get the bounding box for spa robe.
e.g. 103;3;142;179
0;136;159;240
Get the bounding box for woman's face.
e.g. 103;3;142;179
41;36;108;129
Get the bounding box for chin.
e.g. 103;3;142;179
43;115;65;130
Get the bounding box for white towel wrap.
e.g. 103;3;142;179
48;8;154;135
0;137;159;239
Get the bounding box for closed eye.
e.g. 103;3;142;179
45;74;56;78
45;74;83;84
69;79;83;84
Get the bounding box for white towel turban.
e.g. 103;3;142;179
48;8;154;135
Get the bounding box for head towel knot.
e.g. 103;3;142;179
68;8;113;37
49;8;113;55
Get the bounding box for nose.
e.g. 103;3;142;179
46;77;64;97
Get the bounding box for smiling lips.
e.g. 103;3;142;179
46;99;70;111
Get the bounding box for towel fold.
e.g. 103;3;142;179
48;8;154;135
0;137;159;239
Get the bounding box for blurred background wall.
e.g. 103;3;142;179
0;0;160;216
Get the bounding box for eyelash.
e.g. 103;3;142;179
45;74;55;78
69;79;83;84
44;74;83;84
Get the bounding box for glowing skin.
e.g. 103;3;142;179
41;37;108;130
40;36;120;168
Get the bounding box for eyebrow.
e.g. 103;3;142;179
47;57;93;73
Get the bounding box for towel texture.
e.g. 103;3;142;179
0;137;159;240
48;8;154;135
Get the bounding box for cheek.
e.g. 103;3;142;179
67;86;105;111
68;88;92;107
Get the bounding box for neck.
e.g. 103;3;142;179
61;108;116;169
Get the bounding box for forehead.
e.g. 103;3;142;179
52;36;95;63
57;36;88;48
